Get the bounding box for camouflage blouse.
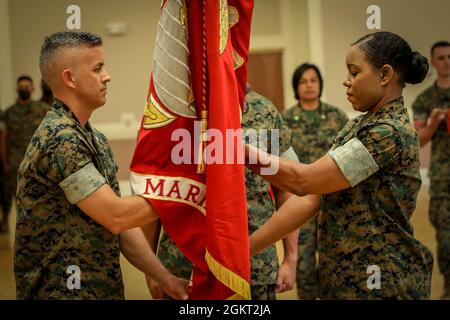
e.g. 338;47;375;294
320;97;433;299
412;82;450;182
15;100;124;300
283;102;348;164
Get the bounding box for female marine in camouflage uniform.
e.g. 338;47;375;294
247;31;434;299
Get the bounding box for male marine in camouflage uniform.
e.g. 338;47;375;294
283;63;348;299
1;76;49;232
412;41;450;299
14;31;188;300
148;88;299;300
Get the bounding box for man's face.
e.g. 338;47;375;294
431;46;450;78
16;79;34;101
70;46;111;109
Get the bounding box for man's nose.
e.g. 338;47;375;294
103;70;112;82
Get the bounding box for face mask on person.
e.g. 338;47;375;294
42;87;52;97
18;90;31;101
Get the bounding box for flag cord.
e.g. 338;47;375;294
197;0;208;174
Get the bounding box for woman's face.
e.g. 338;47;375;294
343;45;385;112
297;68;321;102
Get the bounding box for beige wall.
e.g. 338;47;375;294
3;0;310;171
250;0;310;108
5;0;449;121
320;0;450;116
0;0;14;108
252;0;282;36
7;0;160;126
7;0;446;169
5;0;310;123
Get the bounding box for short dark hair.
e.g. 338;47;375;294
431;41;450;57
292;63;323;100
353;31;429;85
17;75;33;84
39;31;103;79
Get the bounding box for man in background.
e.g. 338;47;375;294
1;75;49;233
413;41;450;299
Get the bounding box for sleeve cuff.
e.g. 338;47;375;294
59;162;106;204
329;138;379;187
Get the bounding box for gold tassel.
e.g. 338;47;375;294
205;249;252;300
197;110;208;174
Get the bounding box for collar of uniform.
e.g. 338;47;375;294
52;99;93;132
15;101;33;111
291;100;324;116
299;100;324;111
364;96;405;122
433;81;450;98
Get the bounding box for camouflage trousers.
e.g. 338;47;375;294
251;284;276;300
2;162;20;218
296;215;320;300
429;180;450;289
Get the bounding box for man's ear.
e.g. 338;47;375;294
61;69;76;89
380;64;394;86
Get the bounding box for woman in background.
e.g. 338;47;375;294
283;63;348;300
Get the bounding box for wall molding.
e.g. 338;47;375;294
0;0;14;109
307;0;327;101
93;121;140;141
249;0;296;109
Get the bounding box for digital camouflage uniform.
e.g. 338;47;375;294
14;100;124;299
157;89;292;300
3;101;49;219
282;102;348;299
320;97;433;299
412;83;450;295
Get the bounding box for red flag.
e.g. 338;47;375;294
130;0;253;300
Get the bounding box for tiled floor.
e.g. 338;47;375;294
0;177;444;300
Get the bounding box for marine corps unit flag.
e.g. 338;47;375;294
130;0;254;299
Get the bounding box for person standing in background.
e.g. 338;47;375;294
412;41;450;299
0;75;49;233
282;63;348;299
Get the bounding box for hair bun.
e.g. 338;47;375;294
405;51;429;84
